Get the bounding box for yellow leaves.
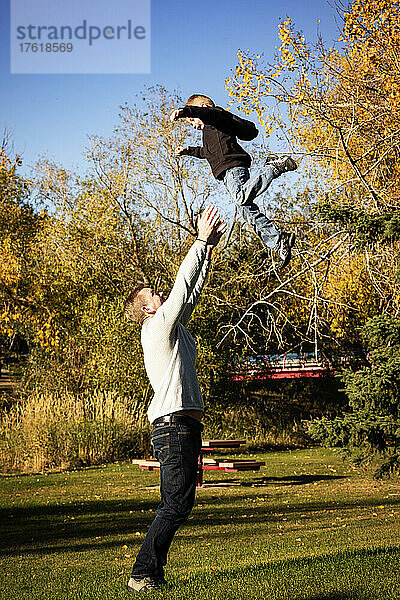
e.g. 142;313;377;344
277;16;310;72
0;305;23;338
231;22;311;123
228;0;400;215
226;49;283;134
34;314;60;349
0;236;21;287
343;0;399;51
324;252;380;338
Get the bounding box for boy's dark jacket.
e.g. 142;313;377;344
177;105;258;180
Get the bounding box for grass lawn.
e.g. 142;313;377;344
1;448;400;599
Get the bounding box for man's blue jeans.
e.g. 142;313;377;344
223;165;281;250
131;415;203;580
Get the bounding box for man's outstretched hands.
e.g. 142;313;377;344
207;219;227;248
197;206;226;248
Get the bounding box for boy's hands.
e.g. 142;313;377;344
170;110;190;153
197;206;226;248
175;146;186;156
170;109;183;123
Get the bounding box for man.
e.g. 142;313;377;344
124;206;226;593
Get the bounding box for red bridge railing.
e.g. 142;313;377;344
230;356;332;381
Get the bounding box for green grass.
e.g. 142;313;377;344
1;448;400;599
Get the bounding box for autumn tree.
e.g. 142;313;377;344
0;88;238;397
225;0;400;353
0;136;44;365
225;0;400;474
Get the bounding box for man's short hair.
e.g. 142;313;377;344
124;285;146;324
186;94;215;107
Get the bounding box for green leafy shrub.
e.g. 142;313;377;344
306;315;400;477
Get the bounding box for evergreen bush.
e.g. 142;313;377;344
307;315;400;477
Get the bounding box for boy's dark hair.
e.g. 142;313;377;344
124;285;146;324
186;94;215;107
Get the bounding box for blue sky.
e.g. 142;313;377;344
1;0;342;177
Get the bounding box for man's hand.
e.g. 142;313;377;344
170;109;183;123
207;221;227;248
197;206;225;247
175;146;186;156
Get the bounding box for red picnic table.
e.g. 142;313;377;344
132;439;265;486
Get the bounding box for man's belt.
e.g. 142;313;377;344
152;413;202;427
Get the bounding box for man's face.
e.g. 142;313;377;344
186;117;204;130
139;287;165;317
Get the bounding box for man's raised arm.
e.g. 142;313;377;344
147;207;225;335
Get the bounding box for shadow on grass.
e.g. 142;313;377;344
182;546;400;600
2;490;400;558
0;498;157;556
252;474;349;486
201;474;348;487
306;595;356;599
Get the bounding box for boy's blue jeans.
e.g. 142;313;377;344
131;415;203;580
223;165;281;250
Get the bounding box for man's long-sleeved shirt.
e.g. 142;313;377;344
177;105;258;180
142;240;211;423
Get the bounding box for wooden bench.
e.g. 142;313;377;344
132;439;264;486
201;439;245;448
132;457;264;473
132;459;162;471
201;458;265;472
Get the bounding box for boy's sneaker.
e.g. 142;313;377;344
265;154;298;174
277;232;296;268
264;152;279;164
127;576;162;593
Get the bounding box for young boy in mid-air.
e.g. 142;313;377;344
170;94;297;267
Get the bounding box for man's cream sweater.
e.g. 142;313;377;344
142;240;210;423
